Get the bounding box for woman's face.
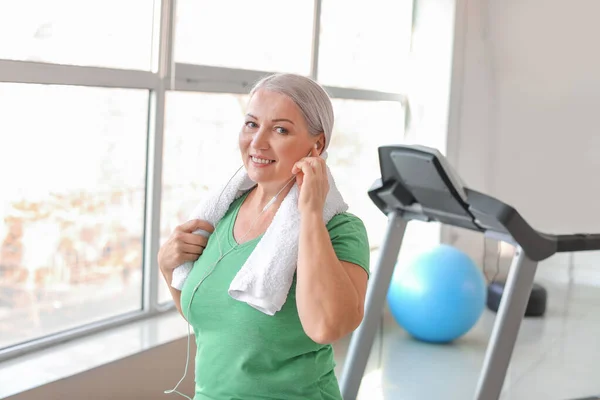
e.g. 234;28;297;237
239;89;323;186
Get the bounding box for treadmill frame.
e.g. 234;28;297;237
339;212;539;400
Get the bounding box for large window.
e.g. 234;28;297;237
175;0;314;74
0;0;155;70
0;84;148;349
0;0;414;360
318;0;413;92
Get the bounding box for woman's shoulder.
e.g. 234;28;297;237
326;212;370;249
326;212;367;233
326;212;371;273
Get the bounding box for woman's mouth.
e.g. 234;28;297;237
250;155;275;166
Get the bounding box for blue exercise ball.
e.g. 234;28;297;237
387;244;487;343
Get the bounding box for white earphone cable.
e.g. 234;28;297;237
164;166;299;399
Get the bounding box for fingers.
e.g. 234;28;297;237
291;160;302;175
178;252;203;264
292;157;317;175
178;219;215;234
175;231;209;248
292;147;318;175
160;220;213;272
293;156;329;197
166;233;207;267
180;253;200;263
159;240;203;272
176;242;205;255
292;160;308;176
292;157;324;178
310;155;325;177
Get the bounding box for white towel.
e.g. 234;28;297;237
171;157;348;315
170;168;255;290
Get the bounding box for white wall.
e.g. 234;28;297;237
446;0;600;275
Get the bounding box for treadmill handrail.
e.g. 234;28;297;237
555;234;600;253
465;188;557;261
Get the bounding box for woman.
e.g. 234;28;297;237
159;73;370;400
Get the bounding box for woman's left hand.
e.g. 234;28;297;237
292;146;329;216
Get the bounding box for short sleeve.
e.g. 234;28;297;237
326;212;370;277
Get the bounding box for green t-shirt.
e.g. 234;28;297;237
180;192;370;400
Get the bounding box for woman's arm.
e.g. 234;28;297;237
292;147;368;344
161;269;185;318
295;211;368;344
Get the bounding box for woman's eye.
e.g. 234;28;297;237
275;126;288;135
245;121;257;128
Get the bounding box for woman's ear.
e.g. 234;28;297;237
316;135;326;155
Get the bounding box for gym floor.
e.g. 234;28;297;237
333;252;600;400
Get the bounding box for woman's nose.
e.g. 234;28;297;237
251;127;270;149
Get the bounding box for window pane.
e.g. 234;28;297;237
159;92;247;304
0;84;148;350
0;0;155;70
175;0;314;74
318;0;413;92
328;99;405;249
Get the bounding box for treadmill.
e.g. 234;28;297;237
339;144;600;400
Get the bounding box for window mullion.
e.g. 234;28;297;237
0;59;159;90
144;0;177;312
310;0;323;80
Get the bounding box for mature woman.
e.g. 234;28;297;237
159;73;370;400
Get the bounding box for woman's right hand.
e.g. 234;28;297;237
158;219;215;274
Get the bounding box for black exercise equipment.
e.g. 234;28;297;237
487;281;547;317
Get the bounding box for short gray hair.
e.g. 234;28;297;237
249;73;334;151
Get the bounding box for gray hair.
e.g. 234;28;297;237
249;73;334;151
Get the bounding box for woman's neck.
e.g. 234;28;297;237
249;180;295;213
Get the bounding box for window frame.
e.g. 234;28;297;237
0;0;410;362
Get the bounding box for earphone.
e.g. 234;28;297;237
165;144;319;399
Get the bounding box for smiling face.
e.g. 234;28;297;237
239;89;322;187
